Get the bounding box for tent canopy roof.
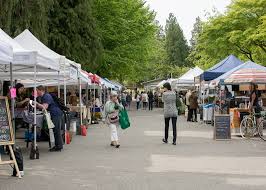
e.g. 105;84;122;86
14;29;79;70
0;28;59;72
178;66;204;82
201;55;243;81
0;40;13;64
211;61;266;86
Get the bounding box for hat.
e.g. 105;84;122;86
110;91;118;97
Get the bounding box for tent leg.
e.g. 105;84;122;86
78;76;82;125
57;71;60;98
10;62;16;143
30;63;39;160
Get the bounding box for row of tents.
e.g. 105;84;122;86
0;28;123;91
153;54;266;90
0;28;123;152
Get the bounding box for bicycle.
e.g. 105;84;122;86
240;110;266;141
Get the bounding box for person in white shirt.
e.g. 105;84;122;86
142;92;148;110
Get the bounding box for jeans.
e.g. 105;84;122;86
126;101;131;110
143;102;148;110
187;105;191;121
164;117;177;143
189;109;197;121
137;101;140;110
51;115;63;149
149;101;153;110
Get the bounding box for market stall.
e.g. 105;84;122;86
0;28;60;159
218;66;266;135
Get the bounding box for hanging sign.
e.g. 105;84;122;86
10;88;16;98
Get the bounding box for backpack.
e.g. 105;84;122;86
51;94;70;112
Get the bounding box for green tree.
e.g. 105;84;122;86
93;0;157;82
165;13;189;67
189;0;266;69
0;0;53;43
48;0;101;70
190;17;203;49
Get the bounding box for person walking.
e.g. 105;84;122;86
142;91;148;110
126;93;132;110
148;91;154;111
162;82;178;145
36;86;63;152
185;90;192;121
136;92;141;110
189;91;198;122
105;92;124;148
121;92;127;107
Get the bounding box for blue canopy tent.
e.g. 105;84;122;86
200;55;243;81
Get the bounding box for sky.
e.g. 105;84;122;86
145;0;232;42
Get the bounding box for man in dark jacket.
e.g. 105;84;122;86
189;91;198;122
36;86;63;152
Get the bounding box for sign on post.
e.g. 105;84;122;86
214;114;231;140
0;97;14;145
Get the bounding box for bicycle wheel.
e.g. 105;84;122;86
240;117;255;139
258;120;266;141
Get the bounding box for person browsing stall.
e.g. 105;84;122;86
35;85;63;152
14;83;30;108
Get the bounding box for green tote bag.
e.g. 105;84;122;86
119;109;131;130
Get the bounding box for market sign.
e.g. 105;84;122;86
0;96;14;145
0;97;21;178
214;114;231;140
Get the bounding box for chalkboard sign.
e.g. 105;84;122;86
0;96;14;145
214;114;231;140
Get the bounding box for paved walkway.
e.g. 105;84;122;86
1;109;266;190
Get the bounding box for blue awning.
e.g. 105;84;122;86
201;55;243;81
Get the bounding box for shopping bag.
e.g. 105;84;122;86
43;110;55;129
119;109;130;130
43;110;55;145
81;125;87;136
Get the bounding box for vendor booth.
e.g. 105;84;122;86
209;62;266;139
0;28;60;159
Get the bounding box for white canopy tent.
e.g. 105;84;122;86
0;28;60;157
172;66;203;88
0;40;13;64
14;29;81;101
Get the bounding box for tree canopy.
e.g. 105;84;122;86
165;13;190;67
189;0;266;69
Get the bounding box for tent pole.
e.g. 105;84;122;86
10;62;15;143
78;74;82;125
57;71;60;98
85;83;89;126
34;64;37;153
63;60;67;144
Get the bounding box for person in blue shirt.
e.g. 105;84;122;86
36;85;63;152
